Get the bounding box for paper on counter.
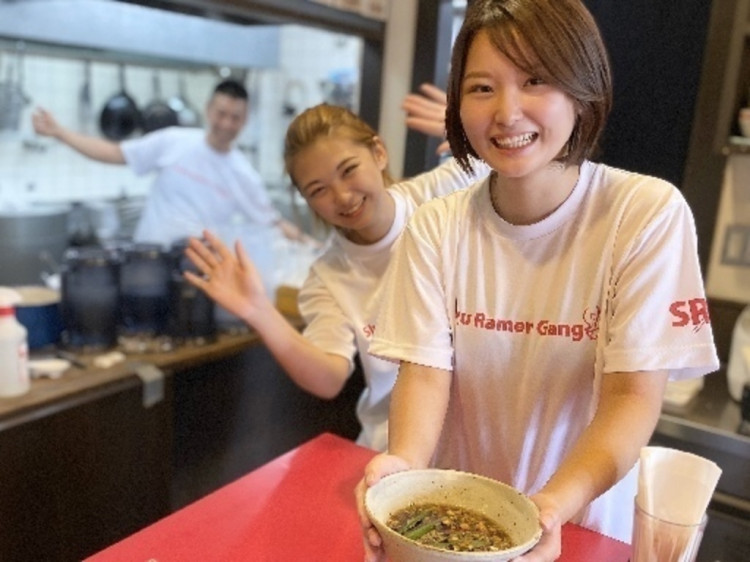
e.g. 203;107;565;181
637;446;721;526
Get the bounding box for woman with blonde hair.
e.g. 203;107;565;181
185;103;487;451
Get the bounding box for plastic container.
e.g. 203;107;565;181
14;285;63;349
727;305;750;402
0;287;30;397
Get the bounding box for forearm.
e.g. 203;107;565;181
247;298;350;399
55;128;126;164
539;370;668;522
388;361;452;467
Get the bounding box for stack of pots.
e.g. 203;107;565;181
59;241;216;351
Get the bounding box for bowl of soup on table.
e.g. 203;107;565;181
364;469;542;562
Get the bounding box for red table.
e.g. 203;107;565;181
86;433;631;561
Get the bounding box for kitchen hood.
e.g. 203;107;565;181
0;0;280;68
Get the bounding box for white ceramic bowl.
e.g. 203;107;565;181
365;469;542;562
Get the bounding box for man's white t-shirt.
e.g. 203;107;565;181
122;127;280;247
298;157;489;452
369;161;720;541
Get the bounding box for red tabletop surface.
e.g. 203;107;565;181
86;432;631;562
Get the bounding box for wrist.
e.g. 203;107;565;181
242;293;279;327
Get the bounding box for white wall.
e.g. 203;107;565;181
0;25;362;207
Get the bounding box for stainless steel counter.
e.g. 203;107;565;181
658;368;750;462
653;369;750;562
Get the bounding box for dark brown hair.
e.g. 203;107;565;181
213;78;248;101
446;0;612;173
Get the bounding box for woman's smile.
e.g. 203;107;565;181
491;132;538;150
340;196;366;219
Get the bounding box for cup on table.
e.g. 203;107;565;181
631;499;708;562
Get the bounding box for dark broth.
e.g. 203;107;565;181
387;502;513;552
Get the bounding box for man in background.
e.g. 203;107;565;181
32;79;303;248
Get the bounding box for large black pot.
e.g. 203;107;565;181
99;64;141;141
61;247;121;351
166;239;216;343
119;243;171;337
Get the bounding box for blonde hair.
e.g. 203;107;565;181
284;103;395;188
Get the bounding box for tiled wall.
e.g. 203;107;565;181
0;25;361;208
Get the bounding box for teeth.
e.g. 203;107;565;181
492;133;536;149
341;199;364;217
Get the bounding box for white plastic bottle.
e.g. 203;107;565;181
727;305;750;402
0;287;30;397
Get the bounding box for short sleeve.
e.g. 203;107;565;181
604;191;719;379
298;268;357;374
121;127;179;175
369;203;455;370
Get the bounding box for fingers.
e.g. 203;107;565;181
185;238;214;275
354;479;368;524
418;82;447;104
512;497;562;562
435;140;451;155
202;230;235;263
234;238;252;271
402;84;448;141
362;535;384;562
355;478;384;562
356;455;413;562
405;116;446;140
402;96;445;121
185;231;232;273
182;269;206;291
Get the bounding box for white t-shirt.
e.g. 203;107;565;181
369;161;719;541
297;157;489;452
121;127;280;247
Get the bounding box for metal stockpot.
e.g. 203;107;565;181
166;239;216;344
119;243;170;337
61;247;120;351
0;204;70;286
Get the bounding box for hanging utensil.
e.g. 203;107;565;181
168;72;200;127
78;59;93;133
141;70;179;134
0;42;31;131
99;63;141;141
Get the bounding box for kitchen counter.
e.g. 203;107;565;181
659;369;749;457
655;369;750;499
0;330;262;431
0;287;305;431
85;432;632;562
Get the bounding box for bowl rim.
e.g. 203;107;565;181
364;468;543;559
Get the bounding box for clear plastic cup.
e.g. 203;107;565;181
631;499;707;562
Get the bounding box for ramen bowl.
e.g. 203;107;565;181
364;469;542;562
